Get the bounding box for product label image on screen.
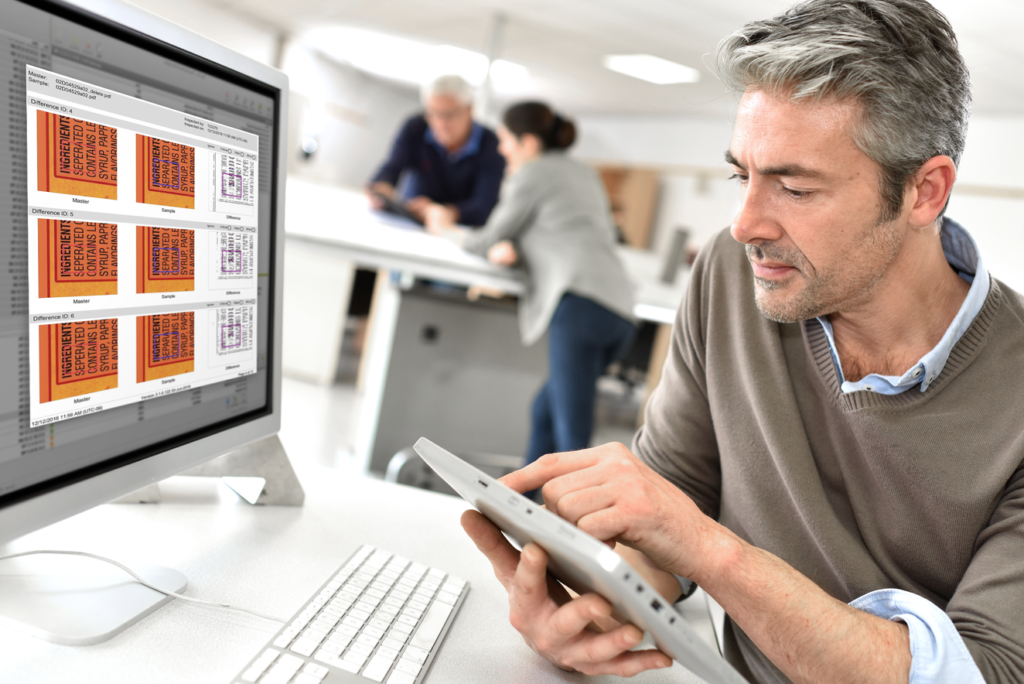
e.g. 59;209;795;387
0;0;280;516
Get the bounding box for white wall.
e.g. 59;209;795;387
281;43;421;188
575;114;739;256
576;111;1024;293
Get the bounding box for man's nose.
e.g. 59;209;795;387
730;181;782;245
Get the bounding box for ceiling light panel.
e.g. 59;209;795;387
603;54;700;84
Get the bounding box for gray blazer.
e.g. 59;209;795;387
462;152;635;346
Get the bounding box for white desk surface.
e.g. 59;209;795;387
284;177;688;325
2;466;712;684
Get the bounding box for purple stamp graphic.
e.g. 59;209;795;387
221;249;242;273
152;331;180;362
152;159;181;190
220;323;242;349
152;246;180;275
221;172;242;198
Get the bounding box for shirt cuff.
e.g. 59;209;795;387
673;574;697;603
850;588;984;684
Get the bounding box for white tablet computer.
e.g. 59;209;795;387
413;437;747;684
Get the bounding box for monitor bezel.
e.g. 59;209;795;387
0;0;289;544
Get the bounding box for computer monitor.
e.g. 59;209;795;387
0;0;288;640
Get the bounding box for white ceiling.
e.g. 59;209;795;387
216;0;1024;117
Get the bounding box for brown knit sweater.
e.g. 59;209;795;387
635;229;1024;683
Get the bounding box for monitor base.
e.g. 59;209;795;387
0;552;187;645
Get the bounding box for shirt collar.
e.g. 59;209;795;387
425;121;483;163
815;217;990;395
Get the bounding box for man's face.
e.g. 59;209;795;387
727;89;905;323
424;94;473;151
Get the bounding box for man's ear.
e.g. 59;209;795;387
907;155;956;228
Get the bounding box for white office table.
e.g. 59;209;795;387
2;468;713;684
281;178;690;470
283;178;689;325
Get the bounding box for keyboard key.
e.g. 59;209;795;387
303;628;328;643
303;663;330;679
356;632;381;648
278;653;305;673
362;655;395;682
377;645;401;660
290;637;318;657
402;645;429;664
364;626;387;640
342;651;368;668
383;636;406;651
386;672;416;684
335;657;362;674
293;673;321;684
349;608;372;621
336;624;359;638
436;591;458;606
326;634;351;649
273;634;293;649
410;602;453;651
348;642;374;657
395;658;423;676
261;672;291;684
397;615;418;628
391;621;413;635
370;617;392;630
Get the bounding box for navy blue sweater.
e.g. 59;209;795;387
370;114;505;226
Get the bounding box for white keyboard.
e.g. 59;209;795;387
232;545;468;684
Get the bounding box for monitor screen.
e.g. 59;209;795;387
0;0;281;515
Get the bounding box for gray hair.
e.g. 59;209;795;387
421;74;474;108
717;0;971;222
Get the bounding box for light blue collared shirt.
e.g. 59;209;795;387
424;121;484;163
818;217;988;681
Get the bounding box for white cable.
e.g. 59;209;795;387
0;550;286;624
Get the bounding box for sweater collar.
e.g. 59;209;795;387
814;217;989;395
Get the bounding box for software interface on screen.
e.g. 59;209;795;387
0;0;278;505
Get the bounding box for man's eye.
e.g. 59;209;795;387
728;173;748;184
784;187;811;199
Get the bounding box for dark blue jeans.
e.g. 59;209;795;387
526;293;636;469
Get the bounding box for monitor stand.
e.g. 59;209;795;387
0;435;300;645
0;551;187;645
115;434;305;506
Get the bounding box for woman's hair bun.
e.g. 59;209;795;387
503;101;576;150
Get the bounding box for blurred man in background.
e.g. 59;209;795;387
368;74;505;228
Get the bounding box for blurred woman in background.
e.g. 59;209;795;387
427;101;636;474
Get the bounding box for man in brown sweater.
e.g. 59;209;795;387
461;1;1024;683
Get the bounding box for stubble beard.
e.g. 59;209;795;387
748;219;903;324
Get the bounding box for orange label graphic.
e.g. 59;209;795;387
136;312;195;382
37;111;118;199
136;226;195;293
37;220;117;298
39;318;119;403
136;134;195;208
